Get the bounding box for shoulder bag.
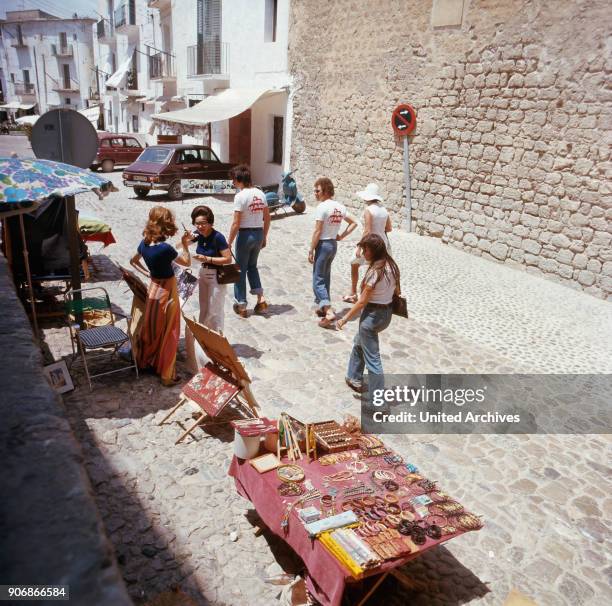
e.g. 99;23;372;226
216;250;241;285
392;284;408;318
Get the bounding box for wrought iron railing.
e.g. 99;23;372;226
14;83;35;95
52;44;73;57
114;1;136;29
187;41;229;77
96;19;113;39
149;52;175;80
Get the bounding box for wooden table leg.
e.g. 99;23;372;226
354;571;389;606
159;396;186;425
175;411;207;444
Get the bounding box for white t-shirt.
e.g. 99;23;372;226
364;263;397;305
366;203;389;246
315;199;347;240
233;187;267;228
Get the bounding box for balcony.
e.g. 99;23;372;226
53;82;79;93
149;52;175;81
51;44;74;57
114;1;137;32
96;19;114;43
126;69;138;91
14;83;35;96
89;87;100;100
11;38;28;48
187;41;229;78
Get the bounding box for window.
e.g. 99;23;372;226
132;116;139;132
62;64;71;89
139;147;172;163
179;149;201;163
10;73;15;83
126;137;141;148
101;139;111;147
59;32;67;49
111;138;125;147
65;98;71;105
22;70;30;84
264;0;278;43
272;116;283;164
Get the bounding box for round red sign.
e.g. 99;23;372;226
391;104;417;136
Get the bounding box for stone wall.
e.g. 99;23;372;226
0;256;132;605
289;0;612;299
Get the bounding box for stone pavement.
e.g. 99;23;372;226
40;171;611;606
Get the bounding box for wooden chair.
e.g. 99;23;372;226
64;286;138;390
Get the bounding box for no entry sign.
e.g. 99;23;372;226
391;104;417;136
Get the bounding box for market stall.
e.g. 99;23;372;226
228;417;482;606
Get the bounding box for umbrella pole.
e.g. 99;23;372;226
65;195;83;326
18;213;39;337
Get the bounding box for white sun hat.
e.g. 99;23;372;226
356;182;383;202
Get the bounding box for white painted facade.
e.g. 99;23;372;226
0;10;97;116
152;0;292;185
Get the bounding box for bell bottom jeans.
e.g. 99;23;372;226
347;305;393;388
312;239;337;309
234;228;264;306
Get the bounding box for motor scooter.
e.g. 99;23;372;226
262;171;305;214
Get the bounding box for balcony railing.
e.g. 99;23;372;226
53;83;80;93
52;43;73;57
114;1;136;30
126;69;138;91
149;52;175;80
14;83;35;95
89;86;100;100
187;41;229;77
96;18;114;41
11;38;27;48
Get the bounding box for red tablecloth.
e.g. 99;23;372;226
228;454;469;606
81;230;116;246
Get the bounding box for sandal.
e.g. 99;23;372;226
342;294;358;303
318;317;333;328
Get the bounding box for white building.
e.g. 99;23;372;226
0;9;98;118
96;0;183;140
149;0;292;185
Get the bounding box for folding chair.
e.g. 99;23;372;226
64;286;139;390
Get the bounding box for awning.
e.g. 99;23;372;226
0;101;35;110
15;114;40;125
78;105;101;125
151;88;284;126
105;44;135;89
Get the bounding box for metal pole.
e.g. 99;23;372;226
65;195;83;326
18;214;39;337
403;135;411;232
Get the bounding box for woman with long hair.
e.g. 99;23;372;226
336;234;400;392
308;176;357;327
130;206;191;386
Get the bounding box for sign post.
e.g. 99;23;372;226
391;104;417;232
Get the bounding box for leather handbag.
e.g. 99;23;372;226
392;286;408;318
216;251;241;285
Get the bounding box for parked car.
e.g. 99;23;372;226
91;133;145;172
122;144;234;200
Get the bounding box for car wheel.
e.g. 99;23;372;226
167;180;182;200
101;159;114;173
134;187;150;199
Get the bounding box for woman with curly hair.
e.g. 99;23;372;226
336;234;400;393
130;206;191;386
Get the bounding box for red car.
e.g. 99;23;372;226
91;133;145;172
123;144;234;200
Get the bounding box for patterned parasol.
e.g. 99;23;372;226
0;157;112;210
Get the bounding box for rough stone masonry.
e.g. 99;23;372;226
288;0;612;299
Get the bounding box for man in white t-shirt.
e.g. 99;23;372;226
228;164;271;317
308;177;357;327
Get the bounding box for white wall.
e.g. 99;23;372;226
250;91;287;185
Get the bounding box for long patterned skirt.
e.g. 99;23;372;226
137;276;180;384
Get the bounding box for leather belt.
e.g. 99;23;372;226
367;302;391;309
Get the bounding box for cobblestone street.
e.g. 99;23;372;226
43;172;612;606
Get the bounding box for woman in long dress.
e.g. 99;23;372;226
130;206;191;386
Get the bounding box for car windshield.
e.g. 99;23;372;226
137;148;172;163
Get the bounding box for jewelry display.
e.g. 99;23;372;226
277;464;305;483
373;469;396;482
346;460;369;474
319;451;357;466
454;513;483;531
278;482;304;496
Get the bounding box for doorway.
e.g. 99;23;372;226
229;109;251;165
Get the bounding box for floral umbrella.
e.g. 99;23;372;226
0;157;113;209
0;157;115;336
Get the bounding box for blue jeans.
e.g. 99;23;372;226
234;228;264;306
313;239;337;309
347;305;393;385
